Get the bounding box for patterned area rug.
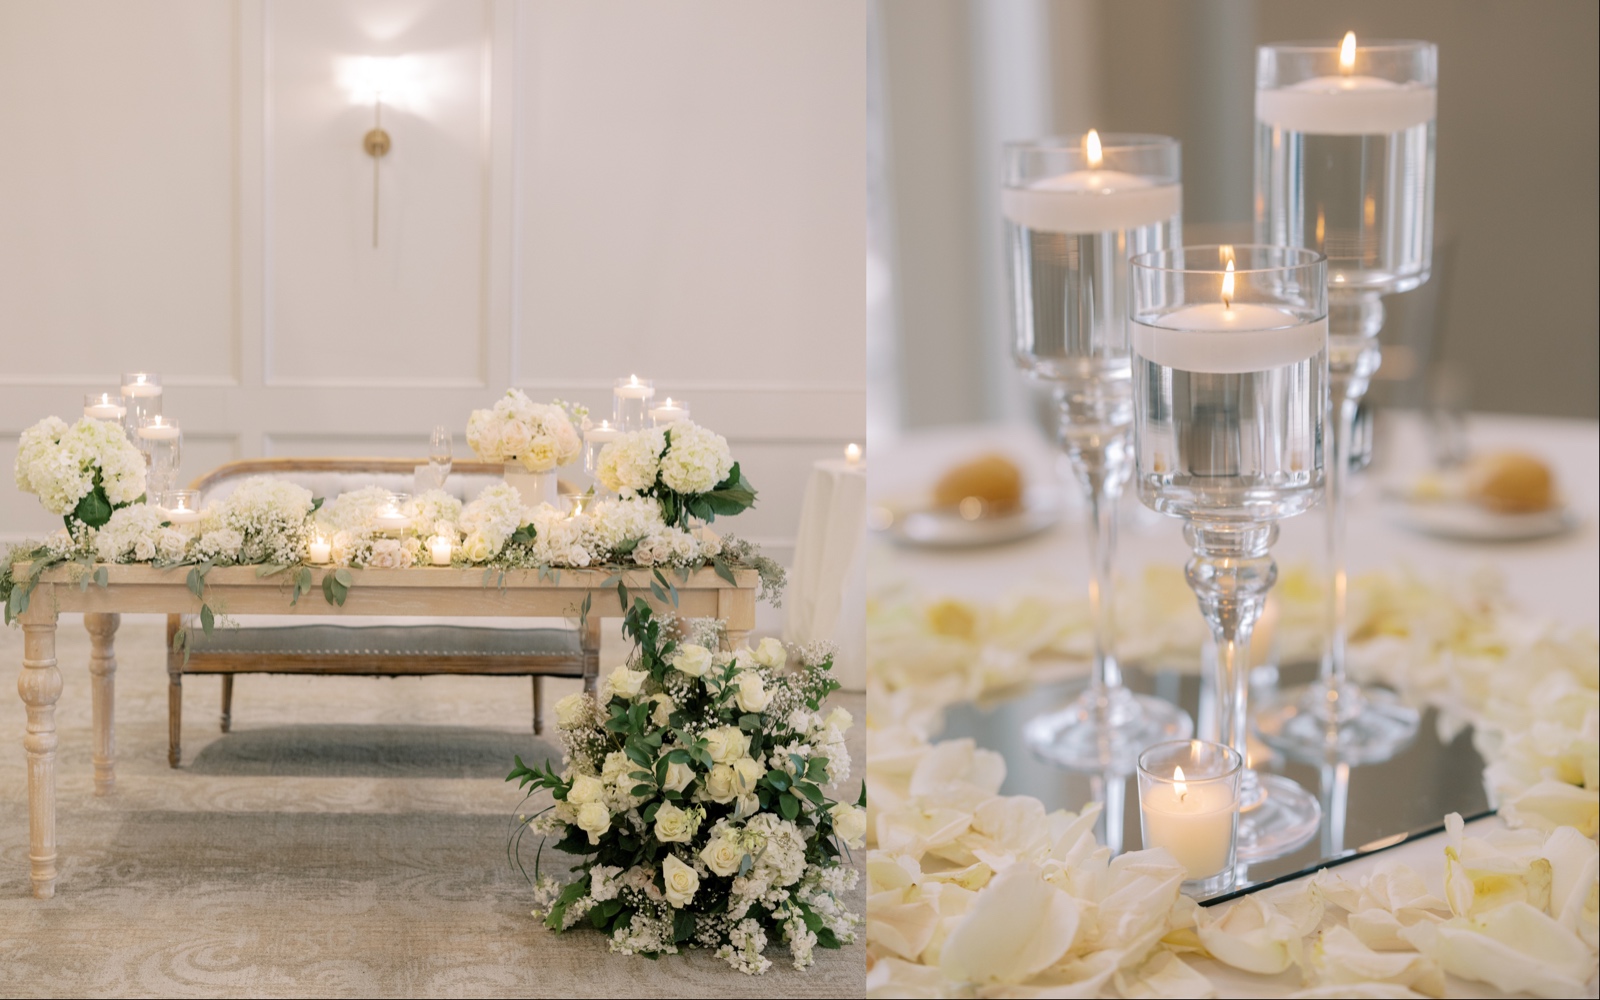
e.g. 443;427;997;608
0;617;864;997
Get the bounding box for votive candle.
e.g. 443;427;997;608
1138;740;1243;896
428;535;453;565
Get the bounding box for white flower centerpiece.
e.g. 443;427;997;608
466;389;584;508
596;422;756;529
508;602;861;974
14;415;146;532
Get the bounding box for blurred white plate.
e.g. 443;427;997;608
874;487;1062;548
1384;498;1578;542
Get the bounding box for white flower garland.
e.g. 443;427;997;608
466;389;583;471
865;568;1600;997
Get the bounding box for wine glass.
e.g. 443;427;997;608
1130;244;1326;860
1004;132;1193;770
428;425;453;491
1252;36;1434;763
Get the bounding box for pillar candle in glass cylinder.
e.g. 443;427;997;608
120;372;163;440
1138;740;1243;896
649;398;690;426
613;376;655;430
584;420;620;478
83;392;127;422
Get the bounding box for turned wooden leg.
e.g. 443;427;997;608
166;621;184;768
220;675;233;733
84;613;120;796
724;628;749;652
581;615;601;696
19;611;63;899
531;676;545;735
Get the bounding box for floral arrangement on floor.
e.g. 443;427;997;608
864;567;1599;997
14;415;146;530
466;389;585;472
506;601;863;974
597;422;756;529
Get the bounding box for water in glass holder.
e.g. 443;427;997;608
137;415;182;499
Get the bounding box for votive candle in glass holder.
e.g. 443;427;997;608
374;493;411;532
120;373;163;439
649;397;690;426
613;375;655;430
584;419;620;477
138;415;182;497
428;535;453;566
158;490;202;526
563;493;591;519
83;392;127;422
1138;740;1243;896
308;534;332;564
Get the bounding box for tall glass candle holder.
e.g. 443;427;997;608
650;397;690;426
584;420;620;480
120;373;163;441
1131;245;1326;860
137;415;182;499
1138;740;1243;896
1253;35;1433;762
1004;132;1192;769
613;376;655;431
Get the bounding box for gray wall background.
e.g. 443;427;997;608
870;0;1599;432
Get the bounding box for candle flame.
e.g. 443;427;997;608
1084;128;1102;169
1221;258;1235;310
1174;765;1188;800
663;397;675;407
1339;31;1357;73
845;443;862;464
628;374;639;386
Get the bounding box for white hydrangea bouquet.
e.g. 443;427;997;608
596;422;757;529
14;415;146;530
507;601;863;974
466;389;584;472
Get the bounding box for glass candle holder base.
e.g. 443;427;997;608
1236;772;1321;861
1024;686;1193;772
1255;681;1419;766
1182;868;1236;898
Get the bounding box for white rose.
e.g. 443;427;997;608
567;774;605;806
700;835;744;877
704;764;738;803
753;636;788;669
672;644;712;678
662;760;695;793
733;793;761;820
662;854;700;909
732;757;765;795
824;706;854;734
576;801;611;844
830;802;867;847
703;726;750;764
734;673;772;714
462;532;492;562
554;692;590;729
653;802;696;844
605;666;648;701
650;693;675;728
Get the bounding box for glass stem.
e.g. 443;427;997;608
1086;468;1123;707
1319;392;1359;706
1184;523;1277;790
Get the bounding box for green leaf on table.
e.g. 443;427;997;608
712;558;738;586
93;566;108;588
186;567;206;600
737;853;753;877
199;604;215;634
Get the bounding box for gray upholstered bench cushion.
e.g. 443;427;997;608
185;623;581;658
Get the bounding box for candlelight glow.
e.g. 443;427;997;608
1084;128;1103;169
1339;31;1357;73
1221;258;1235;309
845;443;862;465
1174;765;1188;800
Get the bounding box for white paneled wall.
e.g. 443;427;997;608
0;0;866;561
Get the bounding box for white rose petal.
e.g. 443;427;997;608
1112;950;1216;1000
938;861;1080;986
1400;901;1593;999
1310;925;1446;998
1195;893;1306;975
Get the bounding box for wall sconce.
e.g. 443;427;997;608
340;56;419;249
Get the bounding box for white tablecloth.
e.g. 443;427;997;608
870;410;1598;998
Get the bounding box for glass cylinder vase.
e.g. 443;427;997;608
505;465;559;509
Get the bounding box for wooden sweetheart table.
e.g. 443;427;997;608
13;562;757;899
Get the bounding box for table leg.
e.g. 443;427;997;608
19;611;62;899
166;617;184;768
85;612;120;795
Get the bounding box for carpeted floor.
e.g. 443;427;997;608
0;616;865;998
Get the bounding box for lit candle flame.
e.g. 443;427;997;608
1084;128;1102;169
1221;258;1235;310
628;374;639;386
845;443;862;465
1339;31;1357;74
1174;765;1188;801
